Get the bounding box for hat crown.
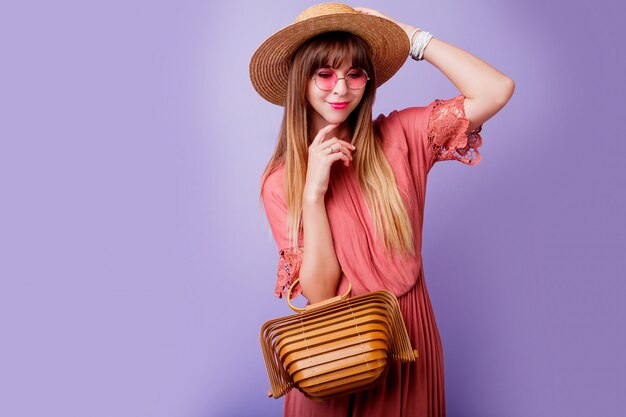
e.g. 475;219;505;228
294;3;355;23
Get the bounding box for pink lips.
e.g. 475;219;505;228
327;101;349;110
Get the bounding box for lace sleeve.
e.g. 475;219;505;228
427;95;483;166
261;167;304;299
275;247;303;299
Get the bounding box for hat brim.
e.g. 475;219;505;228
250;13;409;106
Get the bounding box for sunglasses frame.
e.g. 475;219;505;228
312;68;370;91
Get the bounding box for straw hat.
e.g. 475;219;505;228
249;3;409;106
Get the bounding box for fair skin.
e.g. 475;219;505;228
355;7;516;132
299;65;362;303
297;7;515;304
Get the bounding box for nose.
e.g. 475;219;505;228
332;77;348;95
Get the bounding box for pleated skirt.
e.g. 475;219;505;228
283;268;446;417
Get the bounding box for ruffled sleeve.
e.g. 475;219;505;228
261;167;303;299
275;248;303;299
427;95;483;166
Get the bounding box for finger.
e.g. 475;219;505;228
353;7;372;14
336;144;354;159
326;145;353;162
327;151;350;165
323;142;352;159
337;139;357;150
319;138;338;154
318;137;340;155
354;7;380;16
312;124;339;145
354;7;392;22
320;137;355;150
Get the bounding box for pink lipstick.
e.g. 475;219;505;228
327;101;349;110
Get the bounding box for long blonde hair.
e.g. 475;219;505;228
260;32;414;256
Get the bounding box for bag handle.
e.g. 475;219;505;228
286;277;352;312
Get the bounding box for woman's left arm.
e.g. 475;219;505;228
355;7;515;132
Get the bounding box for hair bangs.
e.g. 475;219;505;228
303;32;373;75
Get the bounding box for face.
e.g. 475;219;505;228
306;63;367;132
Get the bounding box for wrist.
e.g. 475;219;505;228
401;24;420;41
409;29;434;61
302;191;325;206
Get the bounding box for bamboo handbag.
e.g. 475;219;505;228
260;278;419;401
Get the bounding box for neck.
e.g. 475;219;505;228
309;120;352;143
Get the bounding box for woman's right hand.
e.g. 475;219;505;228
303;124;356;202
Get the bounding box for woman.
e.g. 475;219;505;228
250;3;514;417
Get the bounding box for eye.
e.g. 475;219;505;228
347;69;366;79
316;69;335;79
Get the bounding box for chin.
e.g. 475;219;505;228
322;108;357;125
323;114;349;124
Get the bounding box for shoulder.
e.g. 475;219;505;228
261;162;286;203
373;104;433;150
375;105;433;133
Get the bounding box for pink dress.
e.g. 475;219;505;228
261;95;483;417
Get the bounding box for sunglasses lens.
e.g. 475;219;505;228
346;69;368;89
315;69;338;90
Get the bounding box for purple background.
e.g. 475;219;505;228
1;0;624;416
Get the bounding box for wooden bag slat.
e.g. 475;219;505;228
262;296;397;345
302;365;387;399
268;304;390;336
274;314;390;354
295;352;388;385
270;306;388;339
275;313;388;347
278;327;389;359
283;329;389;370
268;298;405;348
307;368;387;399
272;308;388;349
280;326;389;366
285;335;389;373
267;292;395;330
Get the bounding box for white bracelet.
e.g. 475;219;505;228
409;30;434;61
409;28;420;44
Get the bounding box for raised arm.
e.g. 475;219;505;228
300;124;356;304
355;7;515;132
